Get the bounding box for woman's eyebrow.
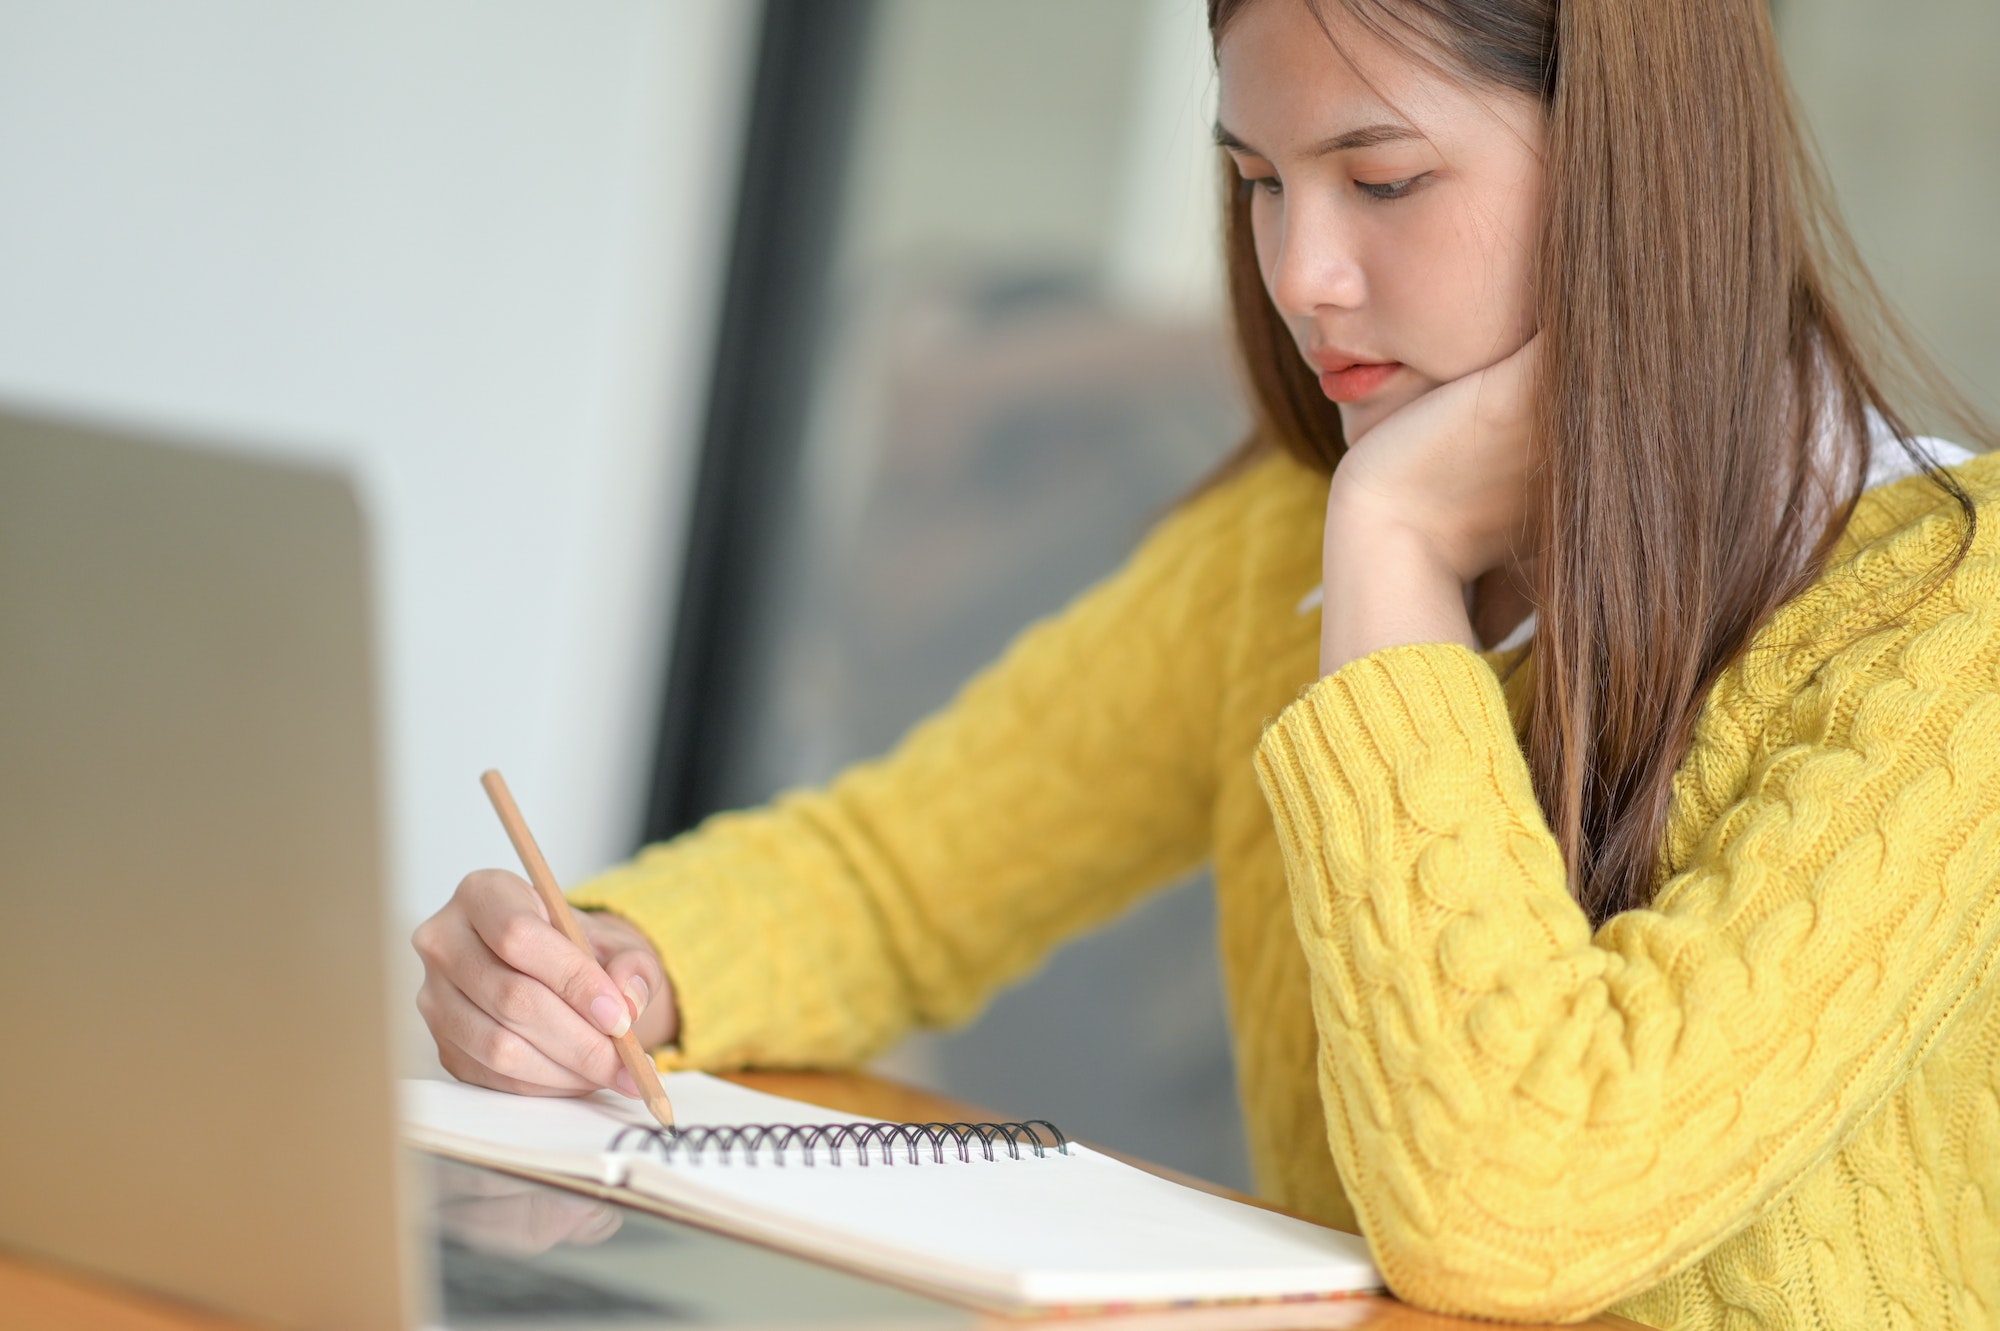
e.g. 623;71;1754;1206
1213;122;1424;157
1312;123;1425;154
1213;124;1262;154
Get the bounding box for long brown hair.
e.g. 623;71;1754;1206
1209;0;1993;924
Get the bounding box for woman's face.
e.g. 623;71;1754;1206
1216;0;1545;442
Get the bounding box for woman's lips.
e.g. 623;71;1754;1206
1318;362;1401;403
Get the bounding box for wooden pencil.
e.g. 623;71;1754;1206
479;768;676;1129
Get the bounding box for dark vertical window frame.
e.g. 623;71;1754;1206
640;0;878;844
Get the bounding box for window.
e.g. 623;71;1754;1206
651;0;1252;1189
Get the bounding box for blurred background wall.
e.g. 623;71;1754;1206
0;0;757;917
1780;0;2000;424
0;0;1992;1195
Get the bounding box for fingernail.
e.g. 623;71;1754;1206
614;1069;641;1097
622;976;650;1021
589;994;631;1038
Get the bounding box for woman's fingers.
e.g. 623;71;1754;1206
419;977;599;1095
411;872;680;1097
411;870;633;1093
603;952;652;1023
449;929;628;1089
459;871;633;1039
601;948;677;1051
582;911;680;1050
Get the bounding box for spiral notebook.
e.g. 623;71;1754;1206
401;1072;1380;1313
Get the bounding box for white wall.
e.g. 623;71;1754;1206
0;0;758;921
1107;0;1225;323
1780;0;2000;423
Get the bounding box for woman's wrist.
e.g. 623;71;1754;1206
1320;487;1478;676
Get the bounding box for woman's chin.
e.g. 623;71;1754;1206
1338;382;1433;444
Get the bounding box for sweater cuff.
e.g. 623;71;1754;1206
568;861;770;1074
1255;642;1542;899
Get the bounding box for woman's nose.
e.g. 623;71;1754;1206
1266;203;1366;316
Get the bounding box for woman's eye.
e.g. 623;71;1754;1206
1357;174;1427;201
1237;174;1282;200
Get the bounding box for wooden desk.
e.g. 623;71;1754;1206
0;1069;1654;1330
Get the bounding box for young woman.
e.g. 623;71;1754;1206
414;0;2000;1323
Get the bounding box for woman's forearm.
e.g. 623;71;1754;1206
1320;486;1480;676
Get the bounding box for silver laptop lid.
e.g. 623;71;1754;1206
0;406;417;1328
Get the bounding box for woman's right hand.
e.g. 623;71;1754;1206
413;869;678;1098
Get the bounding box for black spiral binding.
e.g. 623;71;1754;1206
608;1119;1070;1167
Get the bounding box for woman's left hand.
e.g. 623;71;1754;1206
1319;336;1541;674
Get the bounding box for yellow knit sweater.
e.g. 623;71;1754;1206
572;449;2000;1328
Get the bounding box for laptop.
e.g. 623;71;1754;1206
0;405;422;1328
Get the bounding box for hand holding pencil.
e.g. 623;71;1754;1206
478;770;675;1127
411;774;680;1121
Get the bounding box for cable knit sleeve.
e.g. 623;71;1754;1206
1254;569;2000;1321
567;460;1274;1073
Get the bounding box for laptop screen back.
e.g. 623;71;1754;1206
0;407;415;1329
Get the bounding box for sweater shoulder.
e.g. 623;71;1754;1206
1160;448;1328;544
1797;448;2000;623
1129;449;1327;604
1713;449;2000;740
1838;446;2000;558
